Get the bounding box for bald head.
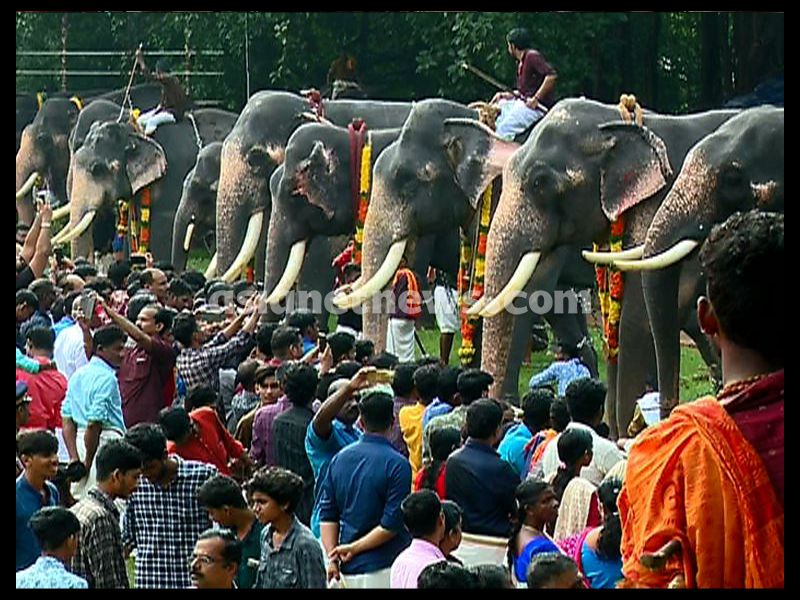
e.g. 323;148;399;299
141;268;169;303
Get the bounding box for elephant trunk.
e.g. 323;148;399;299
171;203;193;272
59;167;105;259
16;128;42;225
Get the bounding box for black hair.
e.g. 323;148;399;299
342;262;361;279
334;360;362;379
594;422;611;439
247;466;304;513
29;507;81;552
413;364;441;404
181;270;207;293
401;489;442;538
86;277;114;297
26;326;55;352
206;282;234;307
437;366;462;406
256;322;278;358
169;277;193;298
506;27;532;50
124;423;167;462
95;439;143;481
392;363;417;397
93;325;126;350
126;292;158;322
508;479;553;572
596;477;623;560
153;260;174;274
465;399;503;440
286;309;317;334
16;289;38;310
154;307;175;333
107;261;132;289
197;528;242;566
552;428;594;503
549;399;571;432
197;474;249;510
416;356;441;368
527;553;579;589
699;211;783;364
358;391;394;432
370;351;399;370
328;331;356;363
254;364;278;385
457;369;495;406
74;264;97;280
354;339;374;363
471;564;513;589
441;499;463;536
18;429;59;457
557;342;582;360
236;359;260;392
521;388;555;432
159;406;193;442
53;290;82;322
185;385;218;412
127;280;143;298
282;362;318;407
172;313;199;347
418;561;481;589
271;326;302;356
422;427;461;492
564;378;607;424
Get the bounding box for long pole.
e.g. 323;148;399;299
118;43;142;122
245;13;251;99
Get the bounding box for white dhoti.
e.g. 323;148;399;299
495;99;546;141
386;318;416;363
433;285;460;334
137;108;176;135
71;427;124;500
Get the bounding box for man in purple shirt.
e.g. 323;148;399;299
390;490;446;589
250;366;290;467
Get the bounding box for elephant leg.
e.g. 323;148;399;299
412;234;437;331
297;236;335;333
544;299;599;378
502;309;537;402
615;272;657;438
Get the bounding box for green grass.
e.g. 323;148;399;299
186;250;715;403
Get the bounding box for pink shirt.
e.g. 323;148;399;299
390;538;446;589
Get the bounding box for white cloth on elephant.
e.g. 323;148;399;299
386;318;416;363
433;285;459;334
495;99;546;141
137;107;176;135
335;324;361;339
70;427;124;501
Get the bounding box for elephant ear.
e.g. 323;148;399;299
443;118;520;209
596;123;673;222
125;133;167;195
292;141;337;218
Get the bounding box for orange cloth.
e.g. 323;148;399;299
619;397;784;588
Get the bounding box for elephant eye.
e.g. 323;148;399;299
90;162;107;177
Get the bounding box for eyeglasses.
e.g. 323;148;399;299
188;554;220;566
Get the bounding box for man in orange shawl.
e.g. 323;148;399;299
619;210;784;588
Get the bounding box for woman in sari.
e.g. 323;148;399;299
507;479;561;584
550;428;602;540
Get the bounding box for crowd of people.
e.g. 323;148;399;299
16;177;783;589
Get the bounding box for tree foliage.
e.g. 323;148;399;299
16;11;783;114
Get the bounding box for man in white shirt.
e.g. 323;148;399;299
540;378;625;486
53;295;99;381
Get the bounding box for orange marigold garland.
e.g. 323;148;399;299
353;137;372;265
458;183;492;366
138;187;152;253
594;217;625;364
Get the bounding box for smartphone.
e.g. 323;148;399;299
53;247;65;264
79;292;97;319
318;333;327;352
366;369;395;386
197;306;226;323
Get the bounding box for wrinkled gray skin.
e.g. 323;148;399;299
357;99;598;373
172;142;223;270
66;108;237;261
639;106;784;414
214;91;413;280
15;84;163;226
16;93;39;153
482;98;739;436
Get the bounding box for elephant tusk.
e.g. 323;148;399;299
264;240;308;305
220;211;264;283
614;240;699;272
479;252;541;318
183;222;196;253
51;203;71;222
16;172;40;200
204;252;218;279
465;295;489;317
582;245;645;265
52;211;96;246
333;239;408;310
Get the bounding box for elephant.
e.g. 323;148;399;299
475;98;739;436
332;99;598;377
171;141;223;272
56;106;237;262
16;93;39;152
16;84;163;226
213;90;414;283
611;106;784;415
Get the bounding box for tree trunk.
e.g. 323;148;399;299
700;13;722;109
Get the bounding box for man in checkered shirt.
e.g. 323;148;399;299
122;424;218;588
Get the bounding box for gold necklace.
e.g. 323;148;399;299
718;373;769;400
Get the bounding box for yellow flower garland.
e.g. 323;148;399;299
354;137;372;265
594;217;625;364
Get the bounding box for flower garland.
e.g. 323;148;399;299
594;217;625;364
353;138;372;265
138;187;152;253
113;199;130;253
458;182;493;367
